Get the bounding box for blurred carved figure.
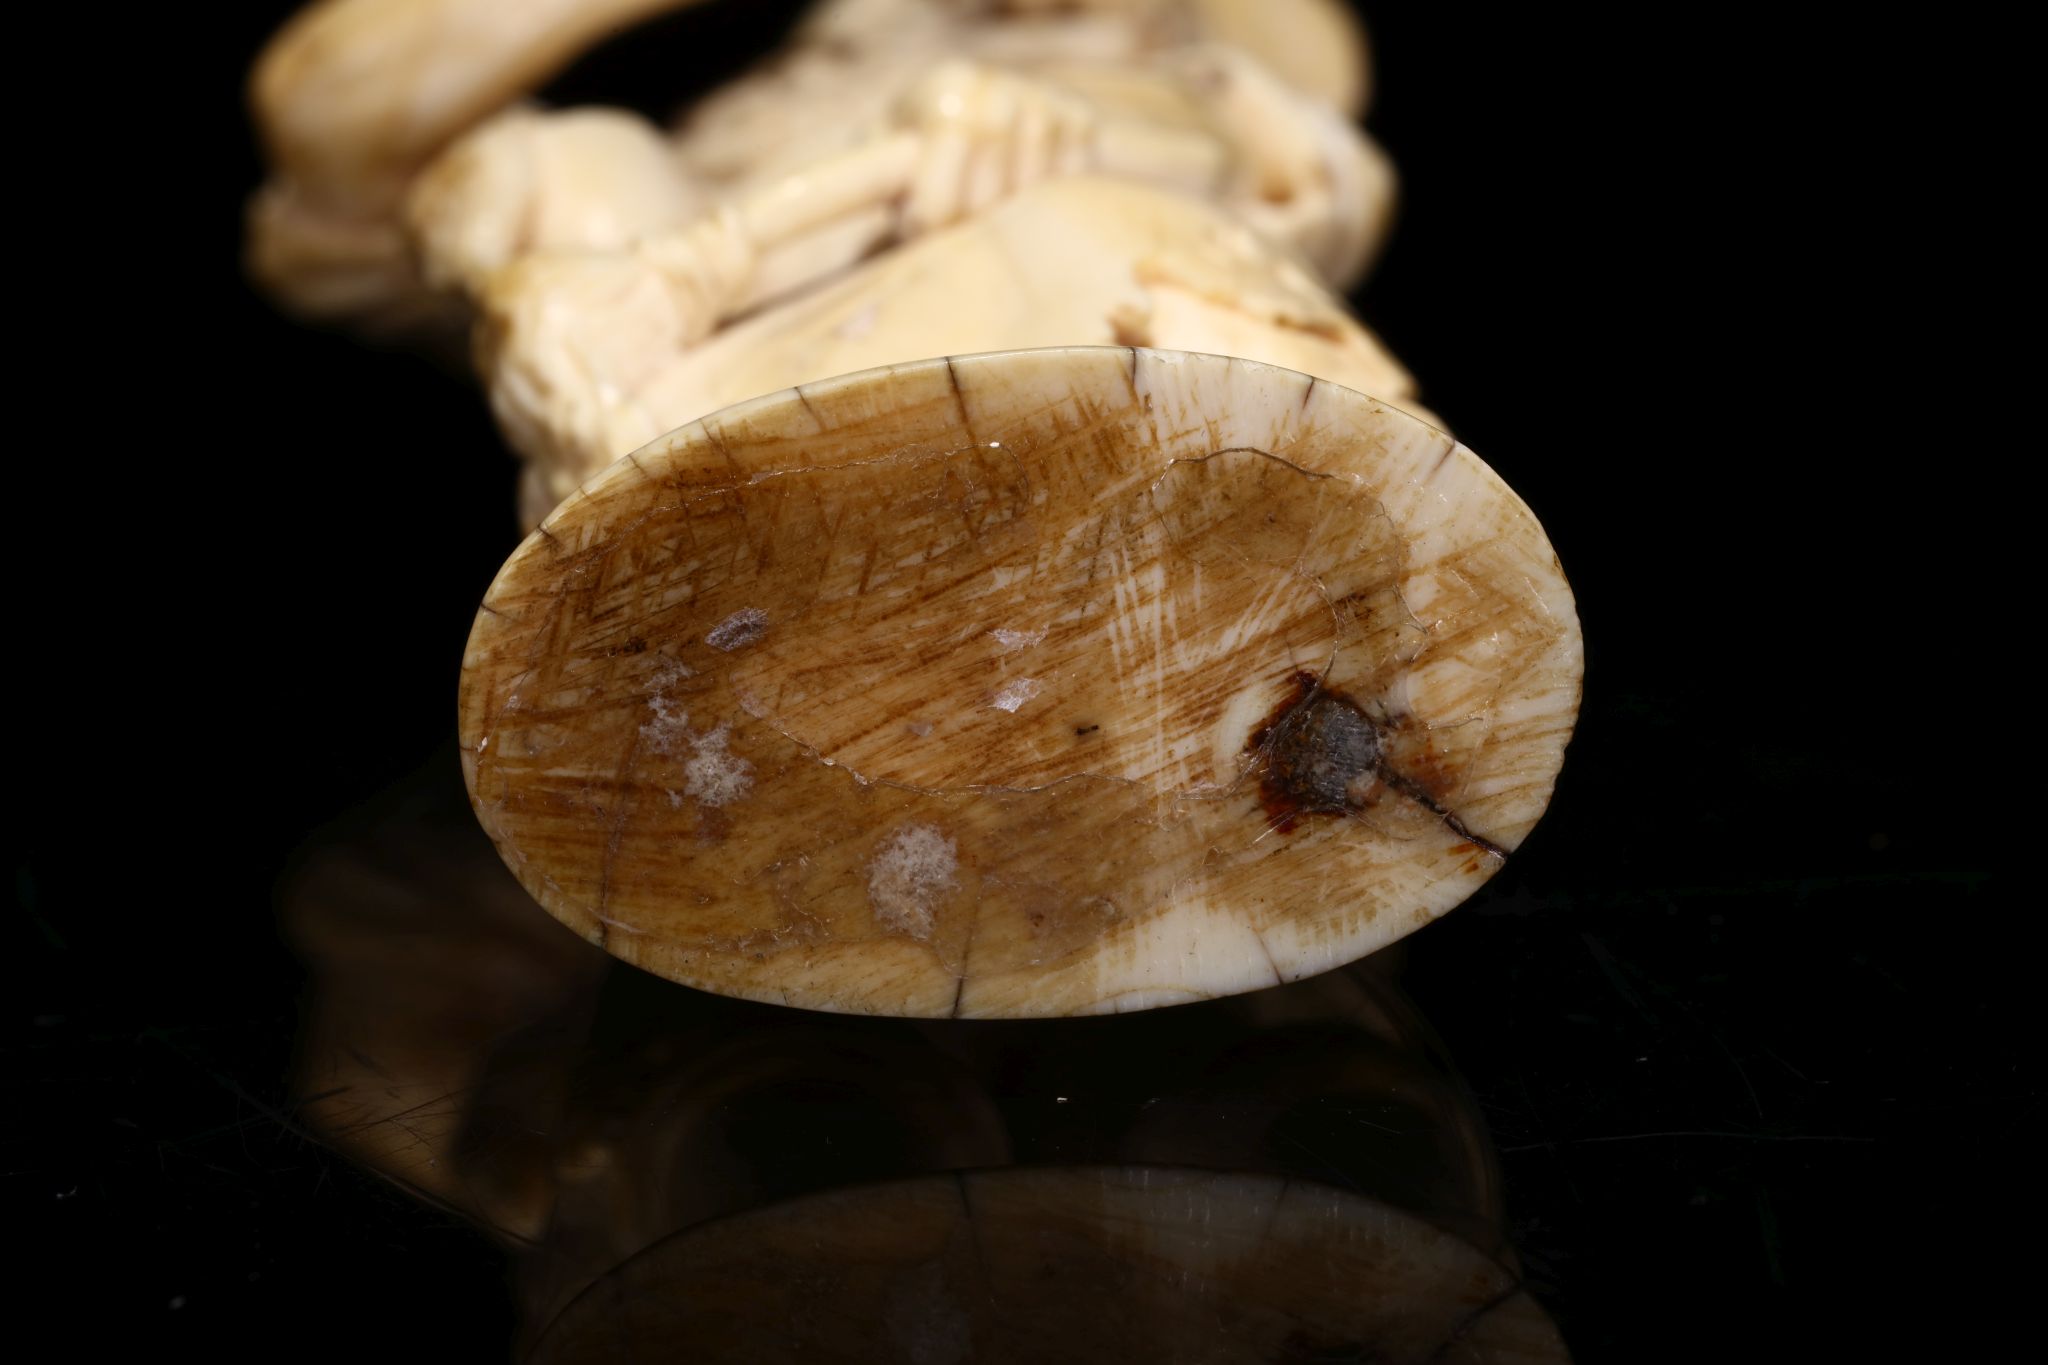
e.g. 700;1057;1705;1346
248;0;1417;527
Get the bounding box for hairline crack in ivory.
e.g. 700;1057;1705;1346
249;0;1584;1017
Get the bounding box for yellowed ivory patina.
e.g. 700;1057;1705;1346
459;349;1581;1017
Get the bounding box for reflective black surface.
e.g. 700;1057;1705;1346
283;762;1542;1357
14;3;2009;1361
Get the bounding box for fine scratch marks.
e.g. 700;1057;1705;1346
1440;809;1509;859
954;1170;996;1284
1416;1282;1532;1365
1083;513;1112;587
1151;445;1334;493
950;877;980;1017
700;422;740;475
944;355;979;447
1253;1174;1292;1256
794;385;825;431
1377;765;1509;859
594;723;646;920
1251;927;1284;985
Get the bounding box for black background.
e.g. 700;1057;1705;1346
12;3;2012;1360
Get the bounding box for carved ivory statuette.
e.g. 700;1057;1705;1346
249;0;1583;1016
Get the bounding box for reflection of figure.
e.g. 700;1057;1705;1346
533;1169;1568;1364
283;788;607;1239
282;763;1565;1355
248;0;1425;529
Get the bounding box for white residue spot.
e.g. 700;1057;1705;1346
990;677;1041;713
644;670;745;803
867;824;957;940
705;608;769;651
907;720;934;737
639;659;698;753
989;627;1046;652
639;697;690;755
682;723;753;807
